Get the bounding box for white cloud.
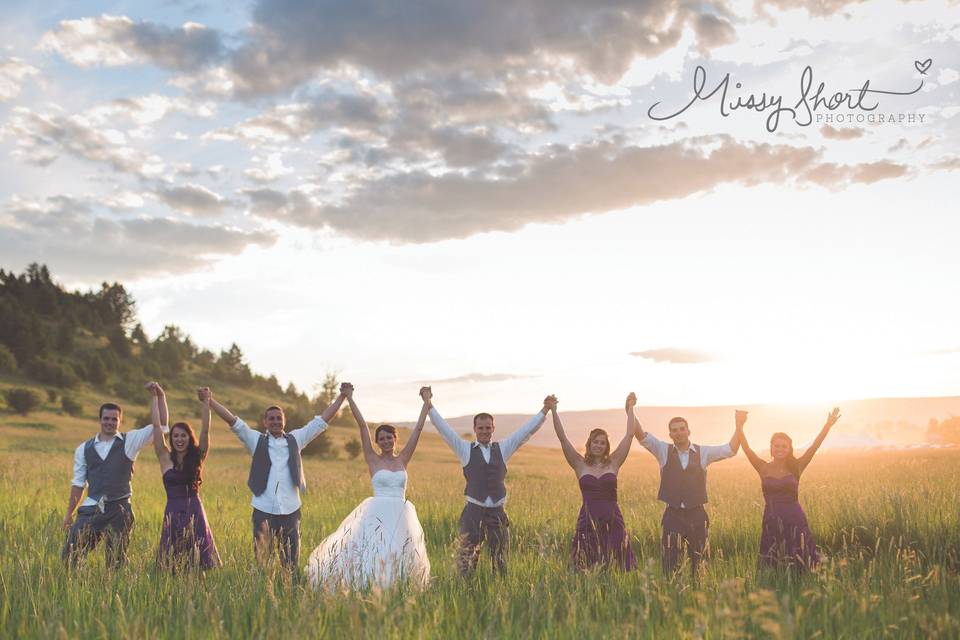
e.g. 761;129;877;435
0;57;39;101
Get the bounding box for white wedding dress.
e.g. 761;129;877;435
306;469;430;590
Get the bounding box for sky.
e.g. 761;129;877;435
1;0;958;420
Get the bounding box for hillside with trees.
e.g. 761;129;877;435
0;264;357;457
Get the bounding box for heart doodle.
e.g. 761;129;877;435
914;58;932;75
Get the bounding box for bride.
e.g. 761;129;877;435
306;384;431;590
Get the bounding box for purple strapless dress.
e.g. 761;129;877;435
157;467;221;570
759;474;819;569
572;473;636;570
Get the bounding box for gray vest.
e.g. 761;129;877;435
463;442;507;503
84;436;134;502
657;445;708;508
247;433;304;496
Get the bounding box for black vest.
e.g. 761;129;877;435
84;436;134;502
657;445;708;508
463;442;507;503
247;433;304;497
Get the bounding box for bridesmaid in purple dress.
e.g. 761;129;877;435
550;393;637;571
736;407;841;570
147;382;221;570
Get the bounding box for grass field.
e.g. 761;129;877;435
1;396;959;639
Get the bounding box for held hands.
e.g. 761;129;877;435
340;382;354;399
419;386;432;407
735;410;748;430
625;392;637;413
543;394;558;413
144;381;164;396
197;386;212;404
824;407;841;429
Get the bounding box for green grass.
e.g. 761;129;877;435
1;406;958;639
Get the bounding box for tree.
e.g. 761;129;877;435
5;388;41;415
0;344;16;372
344;438;362;460
62;396;84;417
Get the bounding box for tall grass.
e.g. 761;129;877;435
1;417;958;639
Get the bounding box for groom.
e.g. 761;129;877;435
201;385;348;570
630;393;744;576
424;387;555;575
62;400;156;568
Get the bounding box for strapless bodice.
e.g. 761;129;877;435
761;474;800;505
371;469;407;499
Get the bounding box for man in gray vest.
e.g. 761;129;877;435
201;384;348;570
629;393;744;576
62;398;157;568
424;386;556;575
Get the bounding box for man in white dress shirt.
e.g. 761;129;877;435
424;387;556;576
62;401;156;568
631;397;744;576
201;385;347;570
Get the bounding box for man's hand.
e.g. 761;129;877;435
197;386;212;403
145;381;162;396
543;394;558;413
340;382;354;398
419;386;432;405
62;513;73;530
735;410;748;429
625;392;637;412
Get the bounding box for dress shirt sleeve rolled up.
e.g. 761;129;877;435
428;407;471;466
123;424;156;460
698;442;734;468
289;416;329;449
230;418;262;454
498;410;546;462
71;442;87;488
640;432;670;468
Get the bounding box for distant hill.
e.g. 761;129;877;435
394;396;960;452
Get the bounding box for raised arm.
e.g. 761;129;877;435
199;391;211;456
610;395;638;469
146;382;172;470
344;384;376;464
735;411;765;474
398;388;432;465
797;407;841;473
628;392;647;443
728;410;743;456
320;387;348;424
549;398;584;472
199;387;237;426
427;397;471;465
498;395;552;461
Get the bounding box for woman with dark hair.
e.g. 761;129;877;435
551;393;637;570
147;382;221;570
306;384;430;590
736;407;841;570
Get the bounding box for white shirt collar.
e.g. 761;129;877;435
95;432;124;443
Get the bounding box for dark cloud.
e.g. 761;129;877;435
41;15;224;71
250;135;908;242
1;195;276;279
155;183;228;215
229;0;737;96
629;349;716;364
821;125;865;140
692;13;737;49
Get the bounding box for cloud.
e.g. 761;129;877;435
228;0;738;96
1;107;164;177
930;157;960;171
629;348;716;364
937;68;959;86
0;57;39;102
692;13;737;49
756;0;868;18
204;91;386;143
417;372;539;384
1;195;276;279
821;125;865;140
155;183;228;215
40;15;223;71
249;135;909;242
